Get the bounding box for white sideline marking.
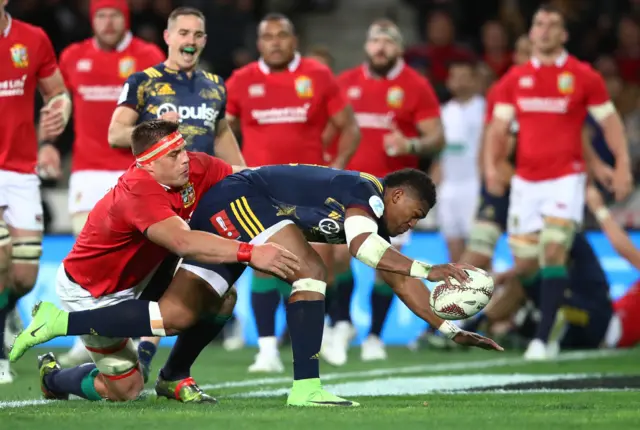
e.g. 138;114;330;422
0;348;628;409
233;373;599;398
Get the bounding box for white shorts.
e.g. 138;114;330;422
181;220;295;296
437;182;480;239
68;170;125;214
0;169;43;231
507;173;587;235
56;264;145;378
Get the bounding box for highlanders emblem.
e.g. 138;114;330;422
180;182;196;208
557;72;574;95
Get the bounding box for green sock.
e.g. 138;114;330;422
80;368;103;401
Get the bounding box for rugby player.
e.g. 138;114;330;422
225;13;359;372
9;120;299;403
106;6;246;379
323;19;444;365
0;0;70;383
485;4;632;360
57;0;166;368
12;162;502;407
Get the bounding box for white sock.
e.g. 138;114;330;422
258;336;278;355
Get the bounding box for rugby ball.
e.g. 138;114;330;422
429;266;494;320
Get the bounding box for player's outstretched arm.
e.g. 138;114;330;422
108;106;139;148
586;185;640;270
379;270;503;351
344;207;467;284
146;216;300;279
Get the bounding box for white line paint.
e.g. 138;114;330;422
232;373;602;398
0;348;628;409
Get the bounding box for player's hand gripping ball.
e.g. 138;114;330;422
429;265;494;320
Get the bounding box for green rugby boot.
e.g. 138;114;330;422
155;376;217;403
286;378;359;407
38;352;69;400
10;302;69;362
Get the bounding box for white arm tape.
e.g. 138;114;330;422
355;233;391;268
588;101;616;122
344;215;379;246
47;92;73;125
409;260;432;279
493;103;515;122
438;320;461;340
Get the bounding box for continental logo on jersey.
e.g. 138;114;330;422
199;88;221;100
10;44;28;68
557;72;574;95
155;83;175;96
387;86;404;108
118;57;136;79
295;76;313;98
180;182;196;208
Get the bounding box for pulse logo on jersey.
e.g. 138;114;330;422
157;102;219;123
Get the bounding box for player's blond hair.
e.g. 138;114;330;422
167;7;205;28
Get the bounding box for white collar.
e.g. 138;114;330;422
531;51;568;68
2;13;12;38
92;31;133;52
363;58;405;80
258;52;301;74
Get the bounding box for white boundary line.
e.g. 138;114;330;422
0;349;628;409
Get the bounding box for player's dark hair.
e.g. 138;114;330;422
447;57;477;72
259;12;295;35
384;168;437;208
307;45;334;68
535;3;565;27
168;7;205;27
131;120;180;156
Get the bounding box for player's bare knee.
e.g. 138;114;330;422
220;286;238;315
158;299;199;333
107;372;144;401
542;242;567;266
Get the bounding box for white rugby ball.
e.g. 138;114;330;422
429;266;494;320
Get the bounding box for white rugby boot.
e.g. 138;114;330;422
321;321;354;366
248;336;284;373
361;334;387;361
222;318;245;351
58;337;92;367
523;338;549;361
0;359;13;384
4;307;22;352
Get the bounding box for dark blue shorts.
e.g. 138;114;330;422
559;292;613;349
181;178;291;293
475;183;510;231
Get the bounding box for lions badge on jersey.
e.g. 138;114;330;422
10;44;28;68
387;86;404;108
557;72;574;95
180;182;196;208
295;76;313;98
118;57;136;79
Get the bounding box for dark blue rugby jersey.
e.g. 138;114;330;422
230;164;390;244
117;63;226;155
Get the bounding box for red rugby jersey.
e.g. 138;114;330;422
60;32;165;172
226;54;347;166
493;53;610;181
0;15;58;173
63;152;232;298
